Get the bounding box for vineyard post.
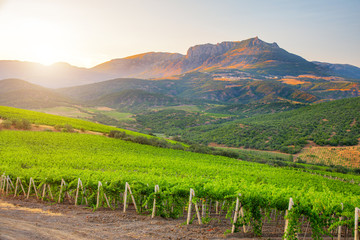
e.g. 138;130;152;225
239;206;247;233
103;192;111;208
123;182;128;213
47;184;54;200
152;185;159;218
76;179;87;205
5;176;9;195
96;181;102;208
0;174;3;194
8;176;14;191
338;203;343;240
14;177;26;197
284;197;294;240
5;176;14;195
14;177;19;196
194;197;202;225
232;193;241;233
41;184;47;200
58;179;64;203
75;178;81;206
127;183;138;212
216;201;219;215
201;199;206;218
187;188;194;225
27;177;39;199
355;207;360;240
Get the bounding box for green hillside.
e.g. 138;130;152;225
175;97;360;153
0;79;75;108
93;89;188;113
0;105;145;136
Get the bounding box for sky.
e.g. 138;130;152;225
0;0;359;68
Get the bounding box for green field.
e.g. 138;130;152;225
0;130;359;238
0;106;145;136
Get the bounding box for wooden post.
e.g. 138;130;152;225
14;177;19;197
232;193;241;233
355;207;359;240
96;181;102;208
338;203;343;240
123;183;128;213
103;192;111;208
58;179;65;203
127;183;138;212
284;198;294;240
47;184;54;200
215;201;219;215
1;174;6;194
27;178;39;199
18;178;26;197
75;178;81;206
239;207;247;232
41;184;46;200
194;200;202;224
0;175;3;193
187;189;194;225
5;176;9;195
186;189;201;225
152;185;159;218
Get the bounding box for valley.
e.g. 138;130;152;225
1;37;360;239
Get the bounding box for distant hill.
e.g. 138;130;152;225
93;89;188;112
0;79;75;108
0;37;359;88
58;72;319;107
0;61;113;88
178;97;360;153
92;52;184;79
313;61;360;80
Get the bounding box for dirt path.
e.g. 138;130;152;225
0;196;233;240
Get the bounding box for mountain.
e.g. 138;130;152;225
0;60;112;88
313;61;360;79
92;37;321;78
1;37;359;89
0;79;75;108
92;52;183;79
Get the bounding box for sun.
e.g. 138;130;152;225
32;43;62;66
16;19;69;66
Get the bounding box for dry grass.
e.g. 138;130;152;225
297;146;360;168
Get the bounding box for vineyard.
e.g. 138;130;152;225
0;106;145;136
1;130;360;239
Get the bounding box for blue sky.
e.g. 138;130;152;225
0;0;359;67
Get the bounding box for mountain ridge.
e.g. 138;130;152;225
0;37;359;88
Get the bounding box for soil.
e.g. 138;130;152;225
0;196;240;240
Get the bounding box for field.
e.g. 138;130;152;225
31;106;93;119
297;145;360;168
1;130;360;238
0;106;145;136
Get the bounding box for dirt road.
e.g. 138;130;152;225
0;196;231;240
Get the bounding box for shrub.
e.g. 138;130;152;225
62;124;74;133
14;119;24;129
2;120;12;129
22;119;31;130
54;125;63;131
